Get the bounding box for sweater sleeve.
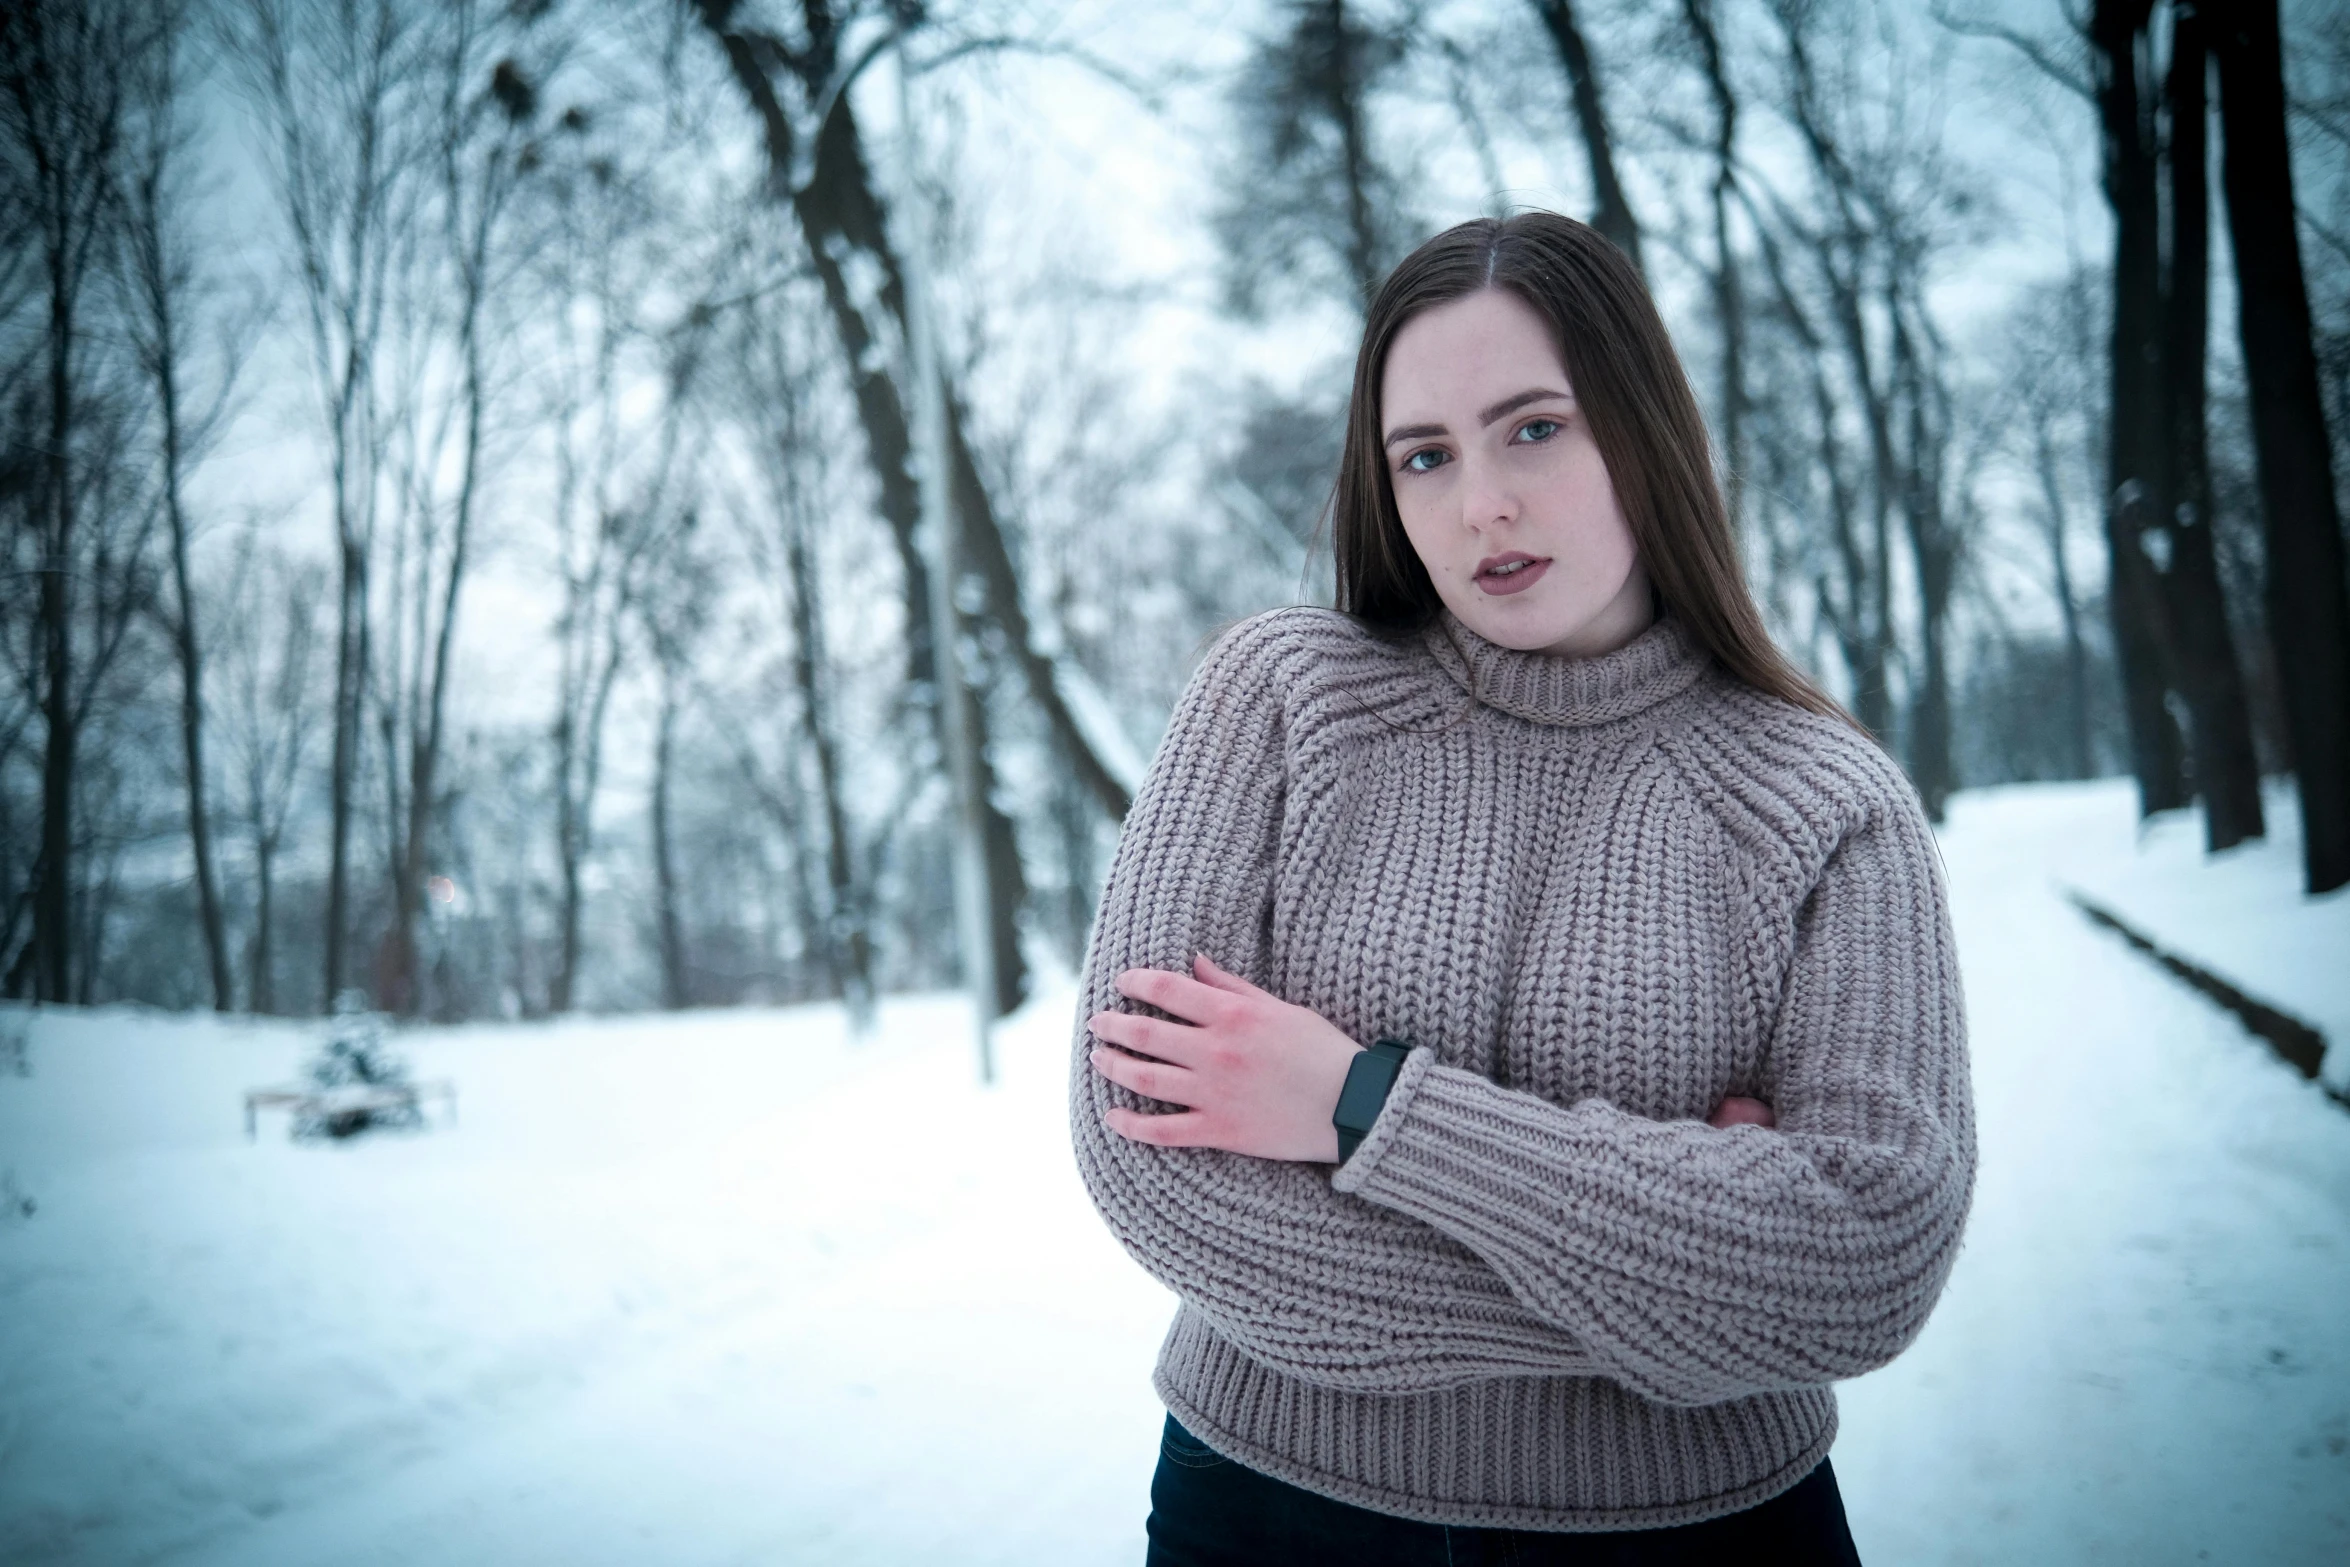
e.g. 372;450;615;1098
1071;616;1606;1393
1331;763;1975;1408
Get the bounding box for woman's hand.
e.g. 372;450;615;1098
1707;1096;1776;1129
1089;955;1362;1162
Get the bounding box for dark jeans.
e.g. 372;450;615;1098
1145;1416;1864;1567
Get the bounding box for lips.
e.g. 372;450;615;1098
1473;552;1551;596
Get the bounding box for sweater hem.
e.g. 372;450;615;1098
1151;1366;1839;1533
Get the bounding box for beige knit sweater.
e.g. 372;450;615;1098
1071;606;1974;1532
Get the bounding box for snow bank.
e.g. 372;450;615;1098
2051;779;2347;1093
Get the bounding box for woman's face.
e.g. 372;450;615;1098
1378;287;1652;659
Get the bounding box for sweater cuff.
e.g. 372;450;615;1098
1329;1044;1439;1194
1330;1057;1621;1227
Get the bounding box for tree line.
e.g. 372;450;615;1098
3;0;2344;1024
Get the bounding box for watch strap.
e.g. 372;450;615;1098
1332;1037;1412;1163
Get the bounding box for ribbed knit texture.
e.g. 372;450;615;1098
1070;606;1974;1532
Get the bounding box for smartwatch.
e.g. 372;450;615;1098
1332;1038;1412;1163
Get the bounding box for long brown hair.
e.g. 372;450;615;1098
1331;212;1851;725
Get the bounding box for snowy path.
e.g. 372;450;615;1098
1834;784;2349;1563
1;1000;1176;1566
1;783;2345;1564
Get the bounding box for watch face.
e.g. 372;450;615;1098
1334;1048;1406;1133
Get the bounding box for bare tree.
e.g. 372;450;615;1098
373;1;543;1015
728;287;875;1022
688;0;1157;1017
637;514;717;1013
1754;1;1905;738
2214;0;2350;892
1888;287;1968;817
123;0;240;1009
1945;0;2264;842
1205;0;1405;621
1742;0;1990;813
2156;4;2265;851
0;0;136;1000
531;116;700;1013
2002;276;2107;780
1680;0;1746;527
1742;205;1879;712
2074;0;2264;848
1529;0;1644;276
211;525;325;1014
221;0;427;1008
1216;0;1411;317
2088;0;2196;816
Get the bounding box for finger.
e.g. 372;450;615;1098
1104;1106;1217;1147
1707;1096;1776;1130
1115;967;1235;1027
1192;953;1270;998
1089;1010;1210;1066
1090;1045;1198;1106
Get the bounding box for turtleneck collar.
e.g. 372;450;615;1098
1423;610;1708;727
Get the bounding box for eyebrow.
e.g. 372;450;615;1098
1381;386;1574;448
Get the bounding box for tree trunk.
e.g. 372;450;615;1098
122;10;233;1009
8;0;99;1005
1682;0;1744;528
2091;0;2192;817
1745;209;1878;724
391;268;487;1018
784;482;872;1023
2032;417;2097;780
36;237;76;1005
651;666;687;1011
2156;7;2266;852
250;833;277;1015
1322;0;1383;309
2214;0;2350;892
159;325;232;1009
1891;306;1956;821
552;597;630;1016
324;533;366;1007
552;738;583;1014
1531;0;1643;276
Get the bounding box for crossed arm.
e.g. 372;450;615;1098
1088;956;1774;1164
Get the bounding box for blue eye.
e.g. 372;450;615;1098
1402;448;1449;473
1515;418;1562;443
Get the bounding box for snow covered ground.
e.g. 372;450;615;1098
1;779;2345;1565
2058;778;2349;1096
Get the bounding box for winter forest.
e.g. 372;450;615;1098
0;0;2338;1026
4;1;2350;1562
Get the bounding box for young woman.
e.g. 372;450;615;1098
1072;212;1972;1563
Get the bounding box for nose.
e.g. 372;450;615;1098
1457;452;1519;536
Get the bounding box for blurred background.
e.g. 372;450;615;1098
0;1;2345;1563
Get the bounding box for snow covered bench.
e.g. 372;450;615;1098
243;1080;457;1141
